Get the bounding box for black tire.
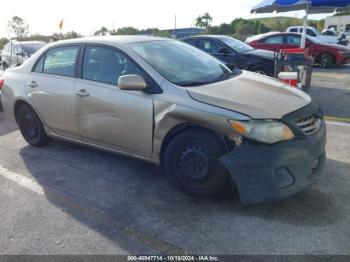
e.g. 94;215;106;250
318;53;333;69
2;62;8;71
164;129;229;197
16;103;52;147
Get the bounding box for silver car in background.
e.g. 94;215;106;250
1;41;46;70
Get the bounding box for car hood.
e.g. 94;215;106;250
244;49;275;60
186;71;311;119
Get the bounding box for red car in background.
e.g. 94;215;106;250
246;32;350;68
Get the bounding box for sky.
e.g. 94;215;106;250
1;0;330;37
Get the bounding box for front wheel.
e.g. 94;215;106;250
16;104;52;147
319;53;334;69
164;130;230;197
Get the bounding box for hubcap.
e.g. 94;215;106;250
321;56;329;68
175;143;217;187
23;113;37;137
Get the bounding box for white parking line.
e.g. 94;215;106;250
326;121;350;127
0;165;44;196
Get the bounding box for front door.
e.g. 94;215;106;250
197;39;239;69
74;45;153;157
26;45;81;138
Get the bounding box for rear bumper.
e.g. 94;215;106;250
221;120;326;204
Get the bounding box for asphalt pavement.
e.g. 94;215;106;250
0;66;349;255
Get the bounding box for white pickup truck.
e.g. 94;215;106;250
287;26;339;44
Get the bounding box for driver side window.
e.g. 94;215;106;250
83;46;144;85
197;39;225;54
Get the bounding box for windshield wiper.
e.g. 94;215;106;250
177;71;237;87
177;81;214;87
212;71;236;82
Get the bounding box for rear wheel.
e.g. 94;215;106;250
319;53;334;69
16;104;52;147
164;130;229;197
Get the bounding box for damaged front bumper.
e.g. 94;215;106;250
221;119;326;204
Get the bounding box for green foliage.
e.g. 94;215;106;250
316;20;325;31
0;37;9;50
333;11;350;17
8;16;29;38
195;13;213;29
51;31;82;41
110;27;139;35
94;26;109;36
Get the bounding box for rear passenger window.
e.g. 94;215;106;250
83;46;144;85
264;36;284;44
290;28;298;33
43;46;79;77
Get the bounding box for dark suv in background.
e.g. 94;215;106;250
1;41;46;70
181;35;276;77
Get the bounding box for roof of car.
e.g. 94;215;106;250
50;35;170;46
246;32;305;42
182;35;231;40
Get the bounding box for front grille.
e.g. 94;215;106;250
295;115;321;135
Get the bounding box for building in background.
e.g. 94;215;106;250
325;15;350;33
163;28;204;39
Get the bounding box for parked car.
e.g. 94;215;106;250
0;36;326;204
1;41;46;70
246;32;350;68
181;35;275;76
287;26;339;44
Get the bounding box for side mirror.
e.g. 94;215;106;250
118;74;147;91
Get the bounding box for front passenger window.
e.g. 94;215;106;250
197;40;225;54
83;46;144;85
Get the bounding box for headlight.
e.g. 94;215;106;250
229;120;295;144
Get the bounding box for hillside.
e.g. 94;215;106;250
249;16;320;31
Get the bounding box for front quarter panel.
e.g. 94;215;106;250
152;82;250;156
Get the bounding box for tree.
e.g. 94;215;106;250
0;38;9;50
94;27;109;36
63;31;81;39
195;12;213;29
8;16;29;38
316;19;325;31
110;27;139;35
236;21;256;39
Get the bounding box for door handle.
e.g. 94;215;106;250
75;89;90;97
28;81;38;88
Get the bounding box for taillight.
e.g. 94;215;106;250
0;79;4;90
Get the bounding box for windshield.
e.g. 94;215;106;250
21;43;46;54
306;36;323;44
219;37;254;52
130;40;233;86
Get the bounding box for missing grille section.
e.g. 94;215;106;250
295;115;321;135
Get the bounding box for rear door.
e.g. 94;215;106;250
285;34;301;49
26;45;81;139
74;45;153;157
